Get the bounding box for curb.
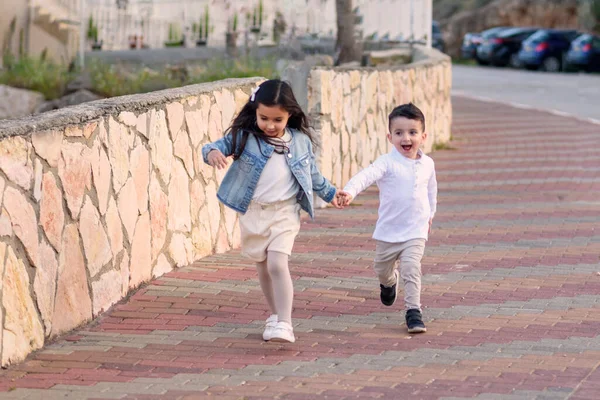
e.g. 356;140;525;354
452;91;600;126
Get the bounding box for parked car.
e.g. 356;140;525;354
565;33;600;72
476;27;539;67
461;26;509;63
517;29;581;72
432;21;445;53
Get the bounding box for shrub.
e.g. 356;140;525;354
0;56;73;100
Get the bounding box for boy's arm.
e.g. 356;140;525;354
342;157;388;201
428;165;438;220
201;132;236;164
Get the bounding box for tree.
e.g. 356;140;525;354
592;0;600;32
335;0;360;65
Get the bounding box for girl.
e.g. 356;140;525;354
202;79;342;343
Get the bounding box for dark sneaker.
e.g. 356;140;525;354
406;309;427;333
380;270;400;306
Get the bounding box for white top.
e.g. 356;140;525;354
343;148;437;243
252;131;300;203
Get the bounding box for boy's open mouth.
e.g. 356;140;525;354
401;145;412;151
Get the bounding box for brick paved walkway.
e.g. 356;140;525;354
1;97;600;400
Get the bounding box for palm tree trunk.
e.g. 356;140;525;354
335;0;360;65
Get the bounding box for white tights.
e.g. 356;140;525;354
256;251;293;324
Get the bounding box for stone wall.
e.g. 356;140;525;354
308;46;452;188
0;46;452;367
0;79;259;366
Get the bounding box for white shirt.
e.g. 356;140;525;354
252;131;300;203
343;148;437;242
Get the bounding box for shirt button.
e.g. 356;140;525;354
308;190;312;194
287;153;292;158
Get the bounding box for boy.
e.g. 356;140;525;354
338;103;437;333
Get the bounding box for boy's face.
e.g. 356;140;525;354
387;117;427;159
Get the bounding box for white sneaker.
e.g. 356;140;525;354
270;321;295;343
262;314;278;341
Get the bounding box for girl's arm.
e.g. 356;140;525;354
307;143;337;203
201;132;236;165
341;157;388;203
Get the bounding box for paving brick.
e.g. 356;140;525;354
1;97;599;399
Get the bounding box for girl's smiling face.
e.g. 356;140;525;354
387;116;427;159
256;104;290;138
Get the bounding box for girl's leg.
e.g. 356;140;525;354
266;250;293;324
256;259;276;314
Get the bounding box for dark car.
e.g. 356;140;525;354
566;33;600;72
432;21;445;53
461;26;509;63
476;27;539;67
517;29;581;72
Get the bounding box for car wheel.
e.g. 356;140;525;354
542;57;561;72
509;54;522;69
476;58;489;66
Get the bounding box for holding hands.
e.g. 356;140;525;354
334;190;353;208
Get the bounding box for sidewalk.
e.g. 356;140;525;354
1;96;599;400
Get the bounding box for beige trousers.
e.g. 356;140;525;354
373;239;426;310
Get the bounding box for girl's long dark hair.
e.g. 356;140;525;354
225;79;315;159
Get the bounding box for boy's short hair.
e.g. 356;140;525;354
388;103;425;132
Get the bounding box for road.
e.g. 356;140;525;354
452;64;600;122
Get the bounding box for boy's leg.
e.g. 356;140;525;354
398;239;427;333
398;239;426;310
373;240;402;306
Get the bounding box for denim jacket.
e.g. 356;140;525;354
201;128;336;219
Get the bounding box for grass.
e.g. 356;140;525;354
187;56;278;84
87;61;182;98
88;56;278;98
451;57;477;66
432;141;456;151
1;53;278;101
0;54;75;100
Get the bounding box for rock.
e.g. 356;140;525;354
129;212;151;289
105;197;124;258
167;160;191;232
39;171;65;251
35;89;102;114
117;178;139;243
52;224;92;337
0;85;44;120
79;196;112;277
58;142;92;220
34;239;59;335
0;135;34;191
153;254;172;278
3;187;39;267
130;144;151;214
2;246;45;366
91;270;121;316
32;129;62;168
149;171;168;262
66;70;93;93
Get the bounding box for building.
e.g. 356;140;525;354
0;0;80;65
86;0;432;50
0;0;432;64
